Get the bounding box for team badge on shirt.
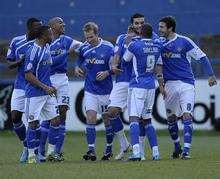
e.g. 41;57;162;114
29;115;34;120
26;63;33;70
177;47;182;52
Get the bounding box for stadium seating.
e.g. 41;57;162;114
1;0;220;39
0;0;220;78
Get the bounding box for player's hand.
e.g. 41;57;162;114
112;66;123;75
124;34;133;46
44;86;57;97
74;66;85;77
96;71;109;81
68;47;76;56
208;75;217;87
159;85;167;99
8;59;24;69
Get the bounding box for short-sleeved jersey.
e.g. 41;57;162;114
7;34;34;89
114;31;159;83
50;35;81;75
24;43;52;97
77;39;113;95
114;34;133;83
123;38;162;89
160;33;206;85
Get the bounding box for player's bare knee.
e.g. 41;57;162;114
103;118;110;126
28;120;39;129
102;112;108;121
86;118;96;125
182;113;192;120
50;116;60;126
58;105;68;121
108;107;121;118
11;110;22;124
102;112;111;125
59;105;68;115
129;116;139;123
86;110;97;124
167;115;177;123
102;107;120;121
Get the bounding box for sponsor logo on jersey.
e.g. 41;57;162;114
177;47;182;52
163;52;181;58
29;115;34;120
50;49;66;56
18;54;25;59
42;58;52;65
85;58;105;64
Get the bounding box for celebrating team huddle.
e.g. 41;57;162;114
7;13;217;164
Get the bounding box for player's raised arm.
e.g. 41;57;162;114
111;54;122;75
68;39;82;54
155;63;166;98
122;42;134;63
7;59;24;69
74;44;86;77
199;56;217;86
185;37;217;86
111;34;125;75
6;38;24;69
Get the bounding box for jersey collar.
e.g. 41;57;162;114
163;33;178;46
83;38;103;57
142;38;152;41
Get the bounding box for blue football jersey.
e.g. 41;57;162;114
77;39;113;95
152;32;159;40
123;38;162;89
50;35;81;75
160;34;206;85
7;35;34;90
114;34;133;83
24;43;52;97
114;31;159;83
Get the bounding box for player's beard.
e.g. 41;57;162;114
159;31;167;38
60;27;65;34
57;26;65;35
133;28;141;36
47;38;53;44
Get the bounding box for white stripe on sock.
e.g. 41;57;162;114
28;149;35;157
88;144;95;148
133;144;140;155
47;144;55;155
115;130;129;151
174;137;180;143
184;143;191;148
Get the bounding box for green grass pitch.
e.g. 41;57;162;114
0;130;220;179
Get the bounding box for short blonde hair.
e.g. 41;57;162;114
83;22;99;35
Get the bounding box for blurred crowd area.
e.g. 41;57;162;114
1;0;220;80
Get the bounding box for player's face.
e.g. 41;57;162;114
132;17;145;34
28;21;43;40
158;22;170;38
30;21;43;31
54;18;65;35
84;30;98;45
